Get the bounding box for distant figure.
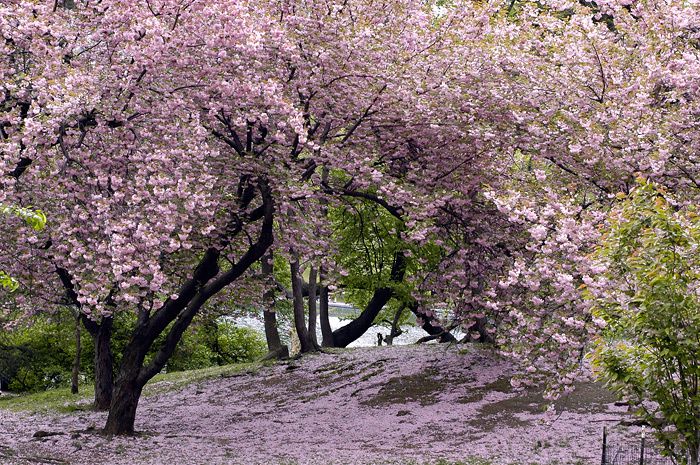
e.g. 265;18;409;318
377;333;383;346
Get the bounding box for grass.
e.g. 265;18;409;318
0;348;346;414
0;384;95;413
0;359;266;414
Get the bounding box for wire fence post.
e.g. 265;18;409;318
602;426;608;465
639;426;646;465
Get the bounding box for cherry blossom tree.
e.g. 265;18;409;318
6;0;694;439
476;0;700;396
1;0;289;433
1;0;513;435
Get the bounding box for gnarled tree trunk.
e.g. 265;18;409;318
263;310;289;360
465;316;495;344
261;252;288;360
383;305;404;345
103;340;148;435
290;254;316;353
103;182;275;435
331;288;394;348
307;266;318;346
410;303;457;344
81;315;114;410
331;251;406;348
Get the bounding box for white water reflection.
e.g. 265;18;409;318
231;302;463;348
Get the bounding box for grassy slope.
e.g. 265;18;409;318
0;351;497;465
1;346;612;465
0;360;264;413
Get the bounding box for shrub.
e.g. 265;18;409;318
0;311;267;392
590;180;700;464
0;311;78;392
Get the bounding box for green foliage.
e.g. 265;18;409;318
0;204;47;231
0;311;266;393
166;319;267;371
110;314;267;374
330;197;444;326
214;321;268;364
0;204;46;291
591;180;700;463
0;271;18;292
330;198;405;308
0;310;79;392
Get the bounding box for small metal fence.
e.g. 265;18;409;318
601;427;684;465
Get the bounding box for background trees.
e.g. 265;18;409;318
0;311;264;393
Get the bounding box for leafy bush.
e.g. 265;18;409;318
0;311;267;392
166;319;266;371
0;311;78;392
214;321;267;365
590;180;700;464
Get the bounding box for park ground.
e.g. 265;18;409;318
0;344;641;465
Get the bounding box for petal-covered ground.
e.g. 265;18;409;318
1;345;641;465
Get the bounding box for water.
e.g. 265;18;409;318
231;302;453;347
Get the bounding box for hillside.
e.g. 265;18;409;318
0;344;639;465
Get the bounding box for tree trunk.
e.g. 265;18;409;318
71;311;81;395
319;265;334;348
332;288;393;348
82;315;114;410
689;439;699;465
384;305;405;345
410;304;457;343
263;310;289;360
466;316;495;344
103;380;143;436
290;255;315;353
331;251;406;348
102;179;275;435
57;268;113;406
307;266;318;346
261;252;289;360
93;317;114;410
103;342;148;436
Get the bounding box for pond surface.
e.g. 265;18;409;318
232;302;463;347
